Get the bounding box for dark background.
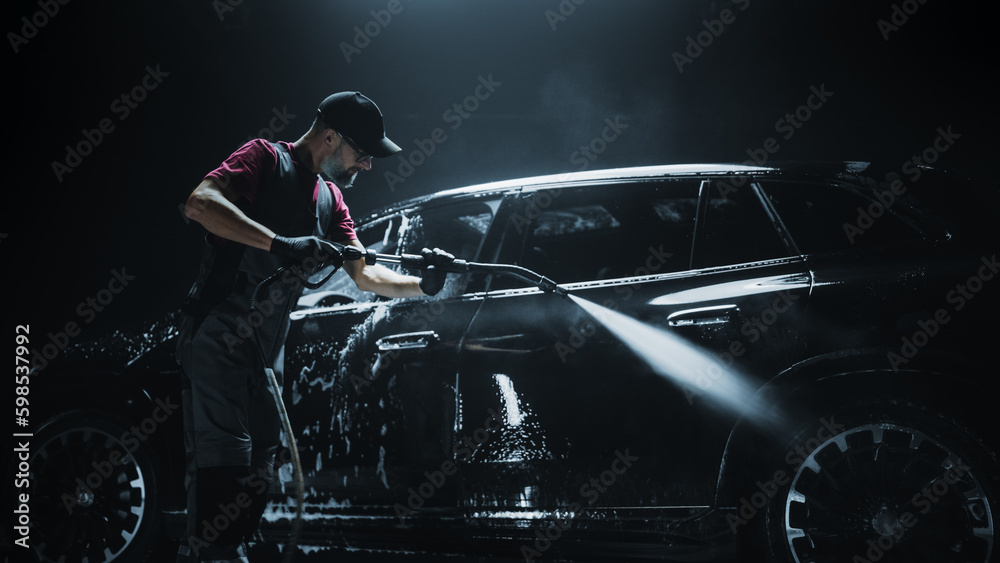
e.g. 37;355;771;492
5;0;996;347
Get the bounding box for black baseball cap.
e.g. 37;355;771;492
316;91;401;158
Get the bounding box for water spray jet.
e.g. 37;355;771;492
567;294;784;429
354;243;780;427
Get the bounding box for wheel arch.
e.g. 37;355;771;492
714;346;1000;507
32;366;187;511
34;367;159;421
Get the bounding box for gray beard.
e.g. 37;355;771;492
332;169;356;189
321;145;357;189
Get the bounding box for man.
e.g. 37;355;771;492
175;91;450;562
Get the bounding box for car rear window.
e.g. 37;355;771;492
759;181;927;254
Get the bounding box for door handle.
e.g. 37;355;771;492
376;331;439;351
666;304;740;327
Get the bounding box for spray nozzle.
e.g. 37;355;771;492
537;276;569;297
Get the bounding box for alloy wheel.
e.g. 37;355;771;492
29;420;154;562
783;422;994;562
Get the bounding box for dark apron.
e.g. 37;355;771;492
177;141;333;372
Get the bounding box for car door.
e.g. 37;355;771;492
278;195;504;521
455;177;810;528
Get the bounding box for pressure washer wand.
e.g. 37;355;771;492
356;248;568;297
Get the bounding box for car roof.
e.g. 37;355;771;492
357;160;957;221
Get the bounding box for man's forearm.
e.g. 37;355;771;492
339;239;426;297
355;263;425;298
185;179;276;251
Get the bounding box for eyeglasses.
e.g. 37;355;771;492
338;131;371;163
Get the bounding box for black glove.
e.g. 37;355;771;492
269;235;343;271
418;247;455;296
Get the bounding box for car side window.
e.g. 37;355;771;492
512;181;699;284
693;179;791;268
357;215;402;255
759;181;926;254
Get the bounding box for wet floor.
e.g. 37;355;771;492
135;541;738;563
140;544;607;563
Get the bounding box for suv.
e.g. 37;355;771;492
21;162;999;562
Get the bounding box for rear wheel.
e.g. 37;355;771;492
756;399;998;562
28;412;163;563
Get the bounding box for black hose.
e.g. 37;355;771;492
249;266;310;563
368;251;569;296
261;365;304;563
238;243;358;561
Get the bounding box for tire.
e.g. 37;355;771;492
752;398;998;563
27;411;164;563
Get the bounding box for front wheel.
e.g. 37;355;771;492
27;411;163;563
755;400;998;562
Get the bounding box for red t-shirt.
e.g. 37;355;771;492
203;139;357;242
